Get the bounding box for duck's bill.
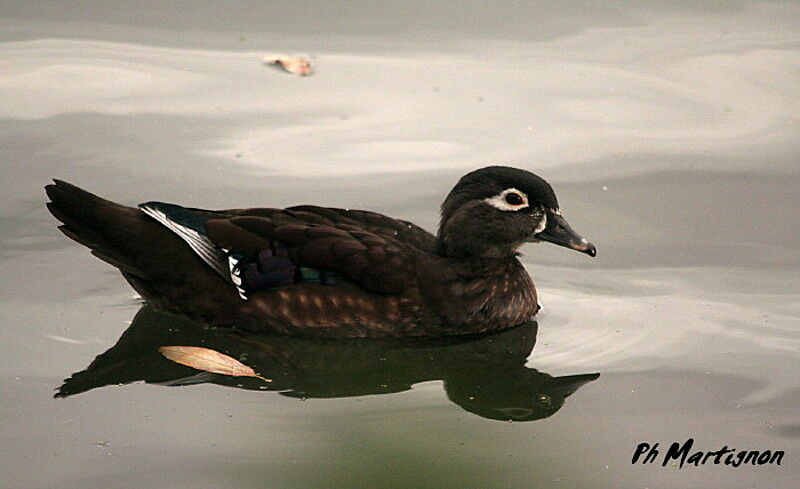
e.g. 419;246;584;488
528;214;596;257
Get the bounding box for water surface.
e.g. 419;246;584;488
1;2;798;488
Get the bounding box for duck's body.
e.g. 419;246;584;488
46;166;594;338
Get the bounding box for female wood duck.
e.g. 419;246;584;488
46;166;595;338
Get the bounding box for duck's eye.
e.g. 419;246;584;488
505;192;524;206
485;188;528;211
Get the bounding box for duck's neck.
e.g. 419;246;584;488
435;235;522;262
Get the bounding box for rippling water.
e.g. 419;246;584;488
1;2;798;488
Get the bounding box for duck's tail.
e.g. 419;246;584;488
45;180;152;279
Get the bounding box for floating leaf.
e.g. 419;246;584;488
158;346;271;383
263;55;313;76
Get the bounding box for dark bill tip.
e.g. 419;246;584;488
580;242;597;257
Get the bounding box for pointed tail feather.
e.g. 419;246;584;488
45;180;150;278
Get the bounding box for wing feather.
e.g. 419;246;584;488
139;204;229;278
140;203;426;297
207;211;418;295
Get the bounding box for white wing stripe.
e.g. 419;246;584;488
140;206;229;279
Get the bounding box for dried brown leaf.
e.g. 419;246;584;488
158;346;271;383
264;55;313;76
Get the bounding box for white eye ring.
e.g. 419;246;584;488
484;188;529;211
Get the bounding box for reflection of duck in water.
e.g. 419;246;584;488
46;166;594;338
57;306;599;422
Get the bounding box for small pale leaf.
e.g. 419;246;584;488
264;55;313;76
159;346;271;383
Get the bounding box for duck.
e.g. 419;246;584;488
45;166;595;338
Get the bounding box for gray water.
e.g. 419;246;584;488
1;2;799;488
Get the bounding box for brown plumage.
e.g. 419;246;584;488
45;166;595;337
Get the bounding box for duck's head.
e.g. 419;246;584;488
437;166;596;259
